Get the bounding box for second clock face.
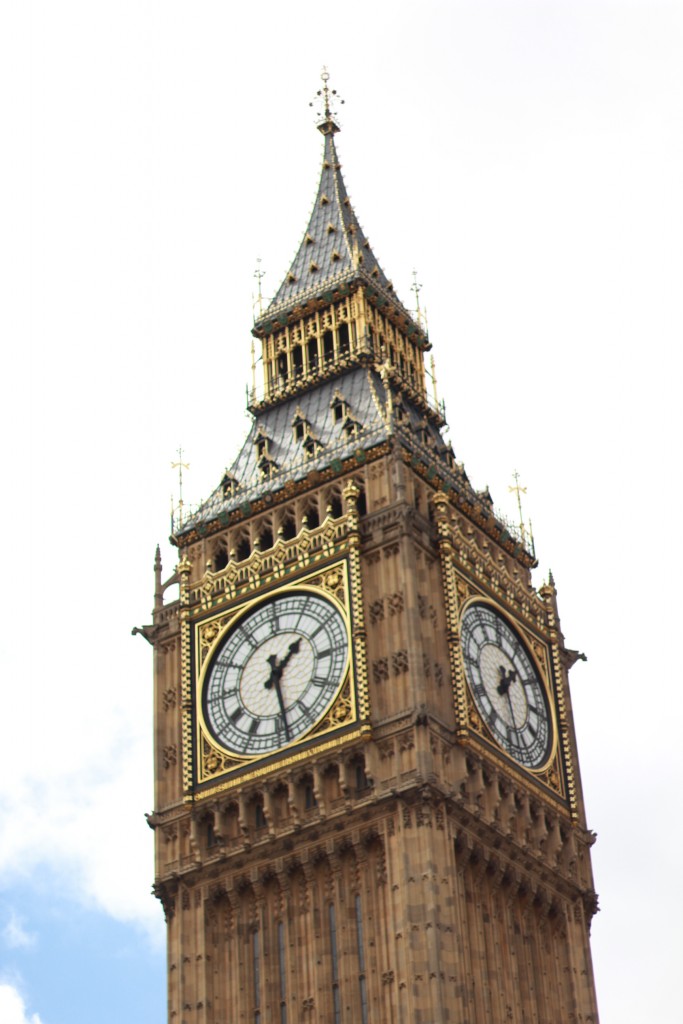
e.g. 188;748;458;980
202;591;349;757
460;603;552;769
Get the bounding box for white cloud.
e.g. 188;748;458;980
2;912;36;950
0;983;43;1024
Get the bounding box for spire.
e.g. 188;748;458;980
254;71;399;332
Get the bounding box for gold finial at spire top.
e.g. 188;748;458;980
171;446;190;531
310;67;344;132
321;66;331;119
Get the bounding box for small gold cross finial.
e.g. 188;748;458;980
411;270;424;328
171;446;190;531
253;257;265;317
509;470;529;549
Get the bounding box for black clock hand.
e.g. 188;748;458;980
265;660;290;742
279;638;301;671
505;686;517;732
497;666;517;695
264;640;301;742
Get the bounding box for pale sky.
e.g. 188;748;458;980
2;2;682;1022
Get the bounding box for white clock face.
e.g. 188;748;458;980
202;591;349;756
460;604;552;769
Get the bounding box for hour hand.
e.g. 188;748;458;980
264;653;281;690
264;640;300;689
497;666;516;695
279;638;301;672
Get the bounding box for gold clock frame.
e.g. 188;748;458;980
189;558;367;794
458;596;561;782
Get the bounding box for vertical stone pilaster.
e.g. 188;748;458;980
344;480;371;724
431;492;467;736
178;555;194;799
541;577;579;822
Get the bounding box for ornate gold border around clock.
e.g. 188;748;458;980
431;491;468;736
457;594;561;783
540;579;578;819
431;491;570;806
187;513;353;615
186;555;369;793
190;723;372;800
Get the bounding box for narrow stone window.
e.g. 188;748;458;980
236;537;251;561
213;544;229;571
258;525;273;550
354;760;371;794
254;802;266;829
303;778;317;810
323;330;335;363
304;505;320;529
206;815;221;849
338;322;350;355
281;515;296;541
308;336;319;370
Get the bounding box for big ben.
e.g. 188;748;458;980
144;73;600;1023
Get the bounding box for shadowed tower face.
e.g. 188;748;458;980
145;72;600;1024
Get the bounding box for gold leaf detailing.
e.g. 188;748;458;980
322;567;343;594
200;620;221;649
315;677;353;730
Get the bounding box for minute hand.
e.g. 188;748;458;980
264;640;301;741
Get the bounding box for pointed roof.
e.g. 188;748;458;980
254;79;412;334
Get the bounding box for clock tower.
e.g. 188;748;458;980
145;76;600;1023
